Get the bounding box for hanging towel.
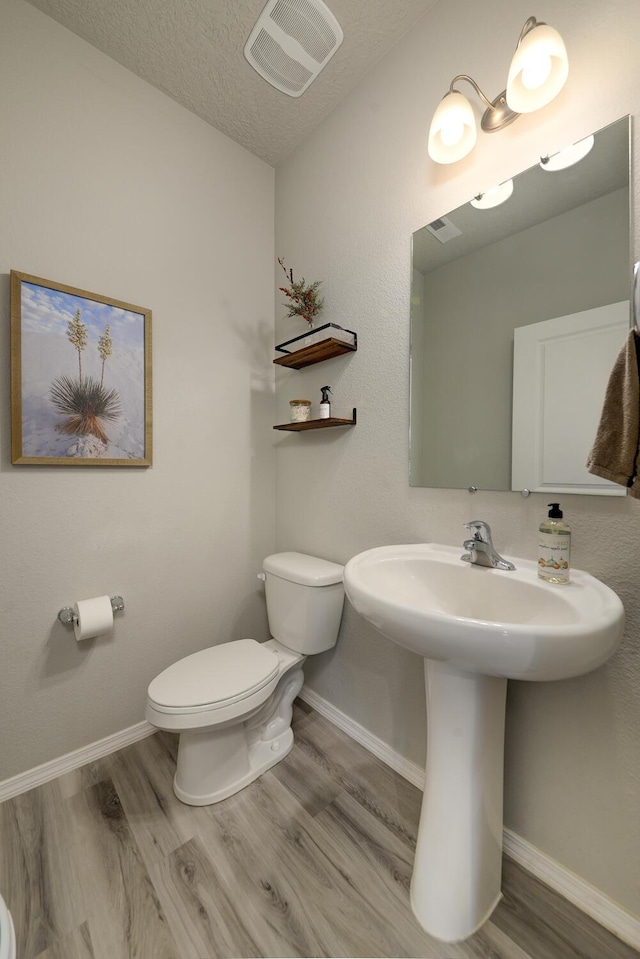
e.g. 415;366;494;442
586;329;640;498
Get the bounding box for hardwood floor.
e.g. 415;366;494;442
0;702;637;959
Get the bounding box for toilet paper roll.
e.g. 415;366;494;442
73;595;113;641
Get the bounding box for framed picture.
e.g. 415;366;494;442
10;271;152;467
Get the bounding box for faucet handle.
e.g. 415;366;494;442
461;520;515;570
464;520;493;542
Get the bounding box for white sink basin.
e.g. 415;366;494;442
343;541;624;944
344;543;624;681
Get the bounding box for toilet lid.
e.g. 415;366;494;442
148;639;279;709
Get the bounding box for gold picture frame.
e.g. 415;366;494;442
10;270;152;466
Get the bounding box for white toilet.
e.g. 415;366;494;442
0;892;16;959
146;552;344;806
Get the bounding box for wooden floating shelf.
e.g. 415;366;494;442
274;336;357;370
274;409;357;432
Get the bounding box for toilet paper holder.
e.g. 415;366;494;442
58;595;125;626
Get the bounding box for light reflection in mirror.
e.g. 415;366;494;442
410;116;630;494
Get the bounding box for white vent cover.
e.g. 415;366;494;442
244;0;343;97
425;215;462;244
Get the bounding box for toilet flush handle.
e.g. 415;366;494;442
257;572;266;581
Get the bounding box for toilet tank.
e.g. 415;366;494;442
262;552;344;654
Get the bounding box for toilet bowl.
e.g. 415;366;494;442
0;893;16;959
146;552;344;806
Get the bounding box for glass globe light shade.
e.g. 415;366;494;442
428;91;477;164
506;23;568;113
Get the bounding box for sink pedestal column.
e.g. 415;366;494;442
410;660;507;942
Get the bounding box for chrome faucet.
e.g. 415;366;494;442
461;520;516;571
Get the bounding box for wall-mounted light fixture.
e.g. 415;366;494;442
428;16;568;164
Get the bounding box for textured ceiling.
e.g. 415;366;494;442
25;0;439;166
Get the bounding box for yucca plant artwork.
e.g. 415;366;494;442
49;313;122;444
10;271;152;466
50;373;122;443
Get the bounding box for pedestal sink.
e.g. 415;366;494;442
343;543;624;943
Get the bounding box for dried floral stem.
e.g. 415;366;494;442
278;257;324;327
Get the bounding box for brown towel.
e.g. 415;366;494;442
586;329;640;498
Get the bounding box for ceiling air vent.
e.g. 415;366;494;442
244;0;343;97
425;215;462;244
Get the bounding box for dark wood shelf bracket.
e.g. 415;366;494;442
273;409;357;432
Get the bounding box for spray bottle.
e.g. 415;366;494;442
319;385;332;419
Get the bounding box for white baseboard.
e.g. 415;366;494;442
298;685;640;951
299;684;426;788
0;721;155;803
501;829;640;950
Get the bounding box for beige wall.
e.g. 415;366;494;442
0;0;275;778
275;0;640;916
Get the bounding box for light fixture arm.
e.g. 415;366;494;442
448;75;496;113
517;16;539;45
448;74;520;134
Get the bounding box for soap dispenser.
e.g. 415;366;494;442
538;503;571;584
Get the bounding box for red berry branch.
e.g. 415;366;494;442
278;257;324;326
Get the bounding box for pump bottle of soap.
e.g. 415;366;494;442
538;503;571;584
319;385;332;419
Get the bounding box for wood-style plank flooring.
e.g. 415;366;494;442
0;701;637;959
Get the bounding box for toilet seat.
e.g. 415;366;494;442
147;639;279;714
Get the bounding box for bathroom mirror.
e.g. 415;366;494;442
410;116;631;493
